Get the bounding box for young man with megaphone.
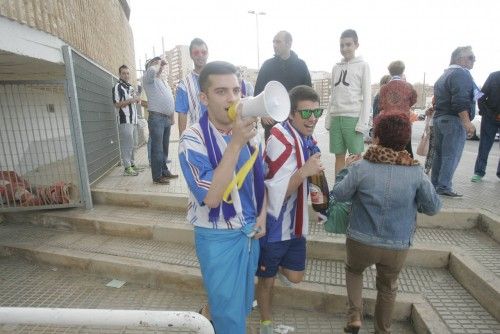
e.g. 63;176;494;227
178;61;267;334
256;85;325;334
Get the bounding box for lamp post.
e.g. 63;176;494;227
248;10;266;68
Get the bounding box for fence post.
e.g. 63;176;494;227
62;45;93;210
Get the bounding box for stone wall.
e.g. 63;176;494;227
0;0;135;79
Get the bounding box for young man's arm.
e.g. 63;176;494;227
203;112;257;208
356;62;372;133
175;83;188;134
112;84;138;109
284;153;323;198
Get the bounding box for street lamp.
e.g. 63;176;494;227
248;10;266;68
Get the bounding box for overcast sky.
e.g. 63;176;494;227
130;0;499;86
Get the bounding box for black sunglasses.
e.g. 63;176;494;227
297;108;324;119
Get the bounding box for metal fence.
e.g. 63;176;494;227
65;47;120;185
0;81;81;211
0;47;122;212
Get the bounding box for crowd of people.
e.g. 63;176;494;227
111;28;499;334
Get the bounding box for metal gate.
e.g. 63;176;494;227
0;46;121;212
0;81;82;211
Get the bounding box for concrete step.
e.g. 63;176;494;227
2;205;450;268
0;257;418;333
0;223;499;333
5;204;496;268
92;187;500;233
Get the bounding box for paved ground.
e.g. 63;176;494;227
94;118;500;216
0;257;414;334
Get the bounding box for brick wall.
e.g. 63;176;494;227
0;0;135;80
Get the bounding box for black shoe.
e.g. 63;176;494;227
162;170;179;179
437;190;463;198
153;176;170;184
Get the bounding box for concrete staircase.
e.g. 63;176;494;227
1;186;500;333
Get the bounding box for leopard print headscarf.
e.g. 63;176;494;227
363;145;420;166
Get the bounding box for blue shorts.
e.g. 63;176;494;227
256;237;306;278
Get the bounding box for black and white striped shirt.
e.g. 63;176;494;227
112;79;138;124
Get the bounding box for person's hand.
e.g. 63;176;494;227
464;121;475;138
261;116;275;126
170;114;175;126
231;106;257;148
345;154;362;166
134;97;141;104
301;153;324;178
253;213;266;239
425;106;434;117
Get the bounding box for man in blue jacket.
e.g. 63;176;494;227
432;46;477;197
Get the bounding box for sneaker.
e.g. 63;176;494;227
437;190;463;198
123;166;138;176
470;174;483;182
131;164;145;172
153;176;170;184
162;170;179;179
259;321;273;334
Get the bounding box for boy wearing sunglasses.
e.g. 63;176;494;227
256;85;325;334
176;38;209;135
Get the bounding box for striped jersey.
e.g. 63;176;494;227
178;123;263;229
112;79;138;124
264;122;310;242
175;71;207;125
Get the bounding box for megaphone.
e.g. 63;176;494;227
228;81;290;122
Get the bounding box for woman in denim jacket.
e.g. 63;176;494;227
332;112;441;334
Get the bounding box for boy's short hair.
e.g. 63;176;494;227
189;37;207;54
289;85;320;112
340;29;358;44
388;60;405;76
199;61;237;93
118;65;128;74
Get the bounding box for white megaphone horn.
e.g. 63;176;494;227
228;81;290;122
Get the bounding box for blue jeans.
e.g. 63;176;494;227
431;115;466;192
148;111;171;181
474;114;500;177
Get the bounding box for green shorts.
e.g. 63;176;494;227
329;116;364;155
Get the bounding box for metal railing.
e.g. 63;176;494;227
0;307;214;333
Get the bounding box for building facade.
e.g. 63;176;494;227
0;0;135;78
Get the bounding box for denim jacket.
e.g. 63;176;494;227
332;160;441;250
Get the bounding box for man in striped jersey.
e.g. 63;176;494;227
256;85;325;334
113;65;140;176
179;61;266;334
176;38;209;136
